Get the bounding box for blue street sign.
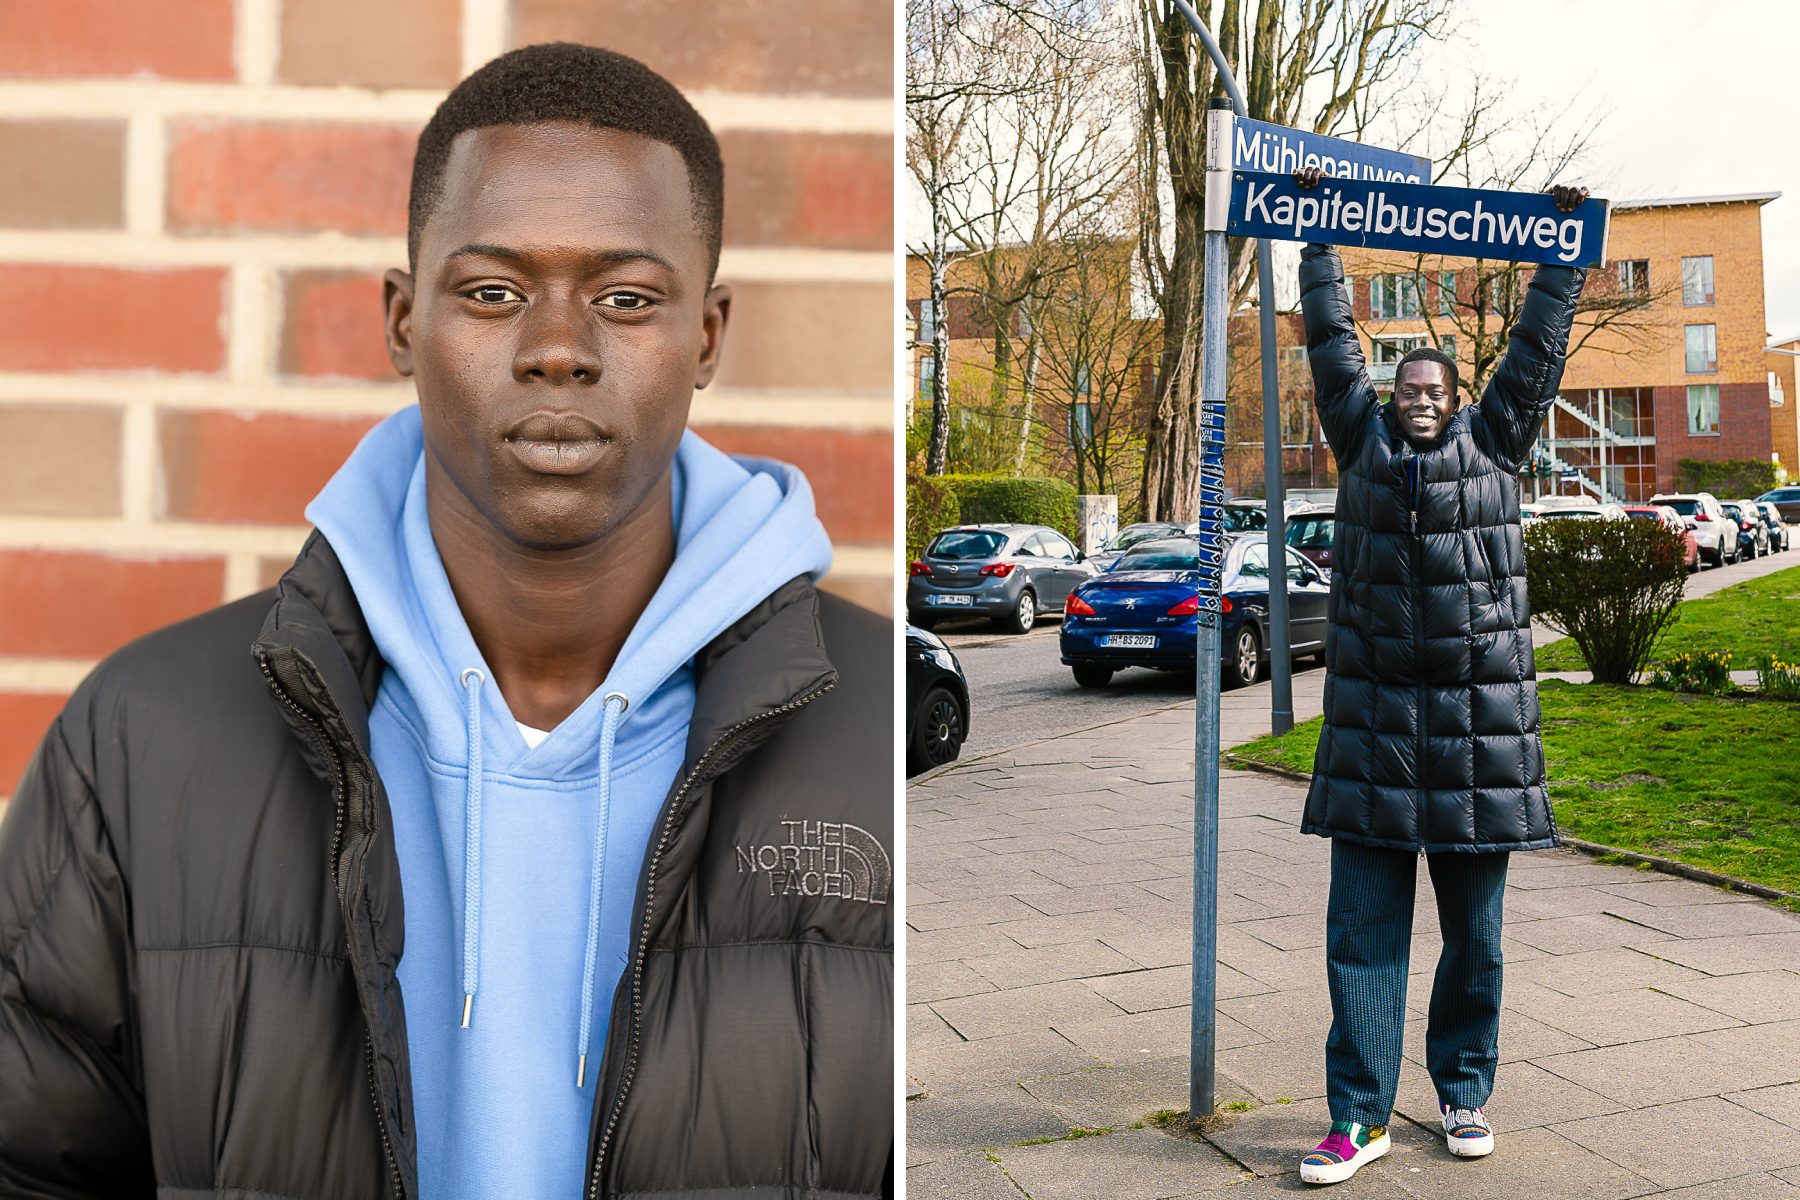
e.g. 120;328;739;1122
1226;171;1610;267
1232;116;1430;185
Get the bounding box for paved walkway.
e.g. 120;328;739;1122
907;667;1800;1196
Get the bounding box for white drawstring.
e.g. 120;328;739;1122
575;691;629;1088
459;667;485;1028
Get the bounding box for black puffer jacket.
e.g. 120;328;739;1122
0;532;893;1199
1297;243;1585;854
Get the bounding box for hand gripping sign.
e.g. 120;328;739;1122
1225;168;1610;267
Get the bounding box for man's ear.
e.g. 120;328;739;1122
383;267;416;378
693;283;732;390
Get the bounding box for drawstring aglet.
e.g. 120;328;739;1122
577;1054;588;1089
460;993;473;1029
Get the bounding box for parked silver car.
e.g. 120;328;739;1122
1648;492;1740;567
907;524;1098;634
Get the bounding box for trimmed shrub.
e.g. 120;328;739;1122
1524;516;1687;684
936;474;1079;539
1674;457;1779;499
905;474;961;562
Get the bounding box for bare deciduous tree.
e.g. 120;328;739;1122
1133;0;1455;522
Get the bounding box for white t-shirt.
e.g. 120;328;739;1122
517;721;550;749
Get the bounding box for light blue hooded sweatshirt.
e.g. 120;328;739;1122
306;405;833;1199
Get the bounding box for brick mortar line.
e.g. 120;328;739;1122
0;383;895;429
234;0;279;86
460;0;509;77
123;114;166;235
0;235;893;282
0;83;893;133
0;658;92;691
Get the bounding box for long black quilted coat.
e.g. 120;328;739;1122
0;532;893;1199
1298;243;1585;854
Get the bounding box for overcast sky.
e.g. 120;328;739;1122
1464;0;1800;338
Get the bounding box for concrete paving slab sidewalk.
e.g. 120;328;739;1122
905;689;1800;1197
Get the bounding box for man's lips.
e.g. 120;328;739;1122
502;410;611;476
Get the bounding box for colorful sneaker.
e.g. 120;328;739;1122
1441;1103;1494;1157
1299;1121;1390;1185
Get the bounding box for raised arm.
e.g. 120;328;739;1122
1472;263;1587;469
1298;241;1380;462
1473;184;1591;469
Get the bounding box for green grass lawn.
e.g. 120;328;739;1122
1231;679;1800;903
1535;563;1800;671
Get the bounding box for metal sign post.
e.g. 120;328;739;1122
1190;92;1231;1122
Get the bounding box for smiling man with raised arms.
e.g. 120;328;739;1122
1287;166;1587;1186
0;44;892;1200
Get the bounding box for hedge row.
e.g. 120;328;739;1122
1675;457;1778;499
904;473;1080;558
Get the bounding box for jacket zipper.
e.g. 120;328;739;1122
1406;449;1428;851
258;652;406;1200
586;678;837;1200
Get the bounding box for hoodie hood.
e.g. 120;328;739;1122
307;404;832;781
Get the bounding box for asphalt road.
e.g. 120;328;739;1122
926;535;1798;760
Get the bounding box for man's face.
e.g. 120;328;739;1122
1393;360;1457;449
384;121;728;551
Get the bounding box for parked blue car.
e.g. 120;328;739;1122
1059;535;1331;689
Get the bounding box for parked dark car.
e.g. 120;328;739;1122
908;523;1097;634
1721;501;1769;561
1755;501;1788;553
1757;486;1800;524
1621;504;1700;573
1285;505;1336;572
905;623;971;776
1059;535;1331;689
1087;522;1187;572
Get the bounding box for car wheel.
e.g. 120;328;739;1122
906;685;965;775
1224;625;1261;689
1072;663;1113;689
1001;589;1037;635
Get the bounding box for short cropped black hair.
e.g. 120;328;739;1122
408;42;725;277
1395;346;1459;395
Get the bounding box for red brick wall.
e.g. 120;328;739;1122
1651;383;1773;495
0;0;895;805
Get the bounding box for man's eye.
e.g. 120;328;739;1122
597;292;652;311
468;285;519;304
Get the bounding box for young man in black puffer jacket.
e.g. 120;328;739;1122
1287;168;1589;1186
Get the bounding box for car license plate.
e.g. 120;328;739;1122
933;594;973;606
1101;634;1156;648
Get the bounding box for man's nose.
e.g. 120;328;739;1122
512;298;602;385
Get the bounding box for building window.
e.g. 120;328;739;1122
1684;324;1718;373
1069;400;1093;447
1687;384;1720;435
1681;256;1715;306
1344;276;1354;309
918;299;936;344
1772;370;1787;408
919;352;936;399
1438;270;1456;316
1372;334;1428;366
1369;273;1424;320
1438;334;1458;364
1618;259;1650;298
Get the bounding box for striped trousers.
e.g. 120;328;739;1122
1324;838;1509;1125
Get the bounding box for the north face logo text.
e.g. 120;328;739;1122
735;820;891;905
